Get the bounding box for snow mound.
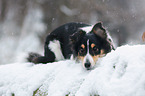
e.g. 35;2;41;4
0;45;145;96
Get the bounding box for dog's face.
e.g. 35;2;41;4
77;34;105;70
70;22;114;70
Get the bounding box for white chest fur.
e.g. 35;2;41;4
48;40;64;61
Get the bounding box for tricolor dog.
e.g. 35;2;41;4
27;22;115;70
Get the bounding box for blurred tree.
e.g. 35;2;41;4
0;0;145;64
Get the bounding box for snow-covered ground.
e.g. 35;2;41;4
0;45;145;96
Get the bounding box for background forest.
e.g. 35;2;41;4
0;0;145;64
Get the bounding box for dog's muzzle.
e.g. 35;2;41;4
84;62;91;70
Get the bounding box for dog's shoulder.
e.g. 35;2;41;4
45;22;90;43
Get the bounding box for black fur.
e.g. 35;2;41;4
27;22;90;64
70;22;115;60
27;22;115;66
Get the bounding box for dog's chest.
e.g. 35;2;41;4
48;40;64;61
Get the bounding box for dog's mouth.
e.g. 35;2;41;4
84;63;95;70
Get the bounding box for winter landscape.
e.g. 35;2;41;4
1;0;145;96
0;45;145;96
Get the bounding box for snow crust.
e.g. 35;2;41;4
0;45;145;96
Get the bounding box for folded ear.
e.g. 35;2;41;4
92;22;107;39
70;29;86;44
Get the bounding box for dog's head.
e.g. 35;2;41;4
70;22;114;70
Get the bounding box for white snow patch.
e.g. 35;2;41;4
0;45;145;96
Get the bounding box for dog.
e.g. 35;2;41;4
27;22;115;70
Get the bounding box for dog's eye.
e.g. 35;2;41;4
93;46;98;51
79;47;85;53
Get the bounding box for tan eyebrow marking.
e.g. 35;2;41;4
91;43;96;48
81;44;85;49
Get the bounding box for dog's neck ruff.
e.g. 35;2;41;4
80;26;93;33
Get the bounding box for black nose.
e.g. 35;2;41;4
84;63;91;69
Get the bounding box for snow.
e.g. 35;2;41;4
0;45;145;96
0;8;45;64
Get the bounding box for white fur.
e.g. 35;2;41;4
83;53;96;69
70;54;74;60
82;40;95;69
80;26;93;33
106;31;116;49
48;40;64;61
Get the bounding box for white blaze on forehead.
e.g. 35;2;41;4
48;40;64;61
87;39;89;53
82;39;96;68
80;26;93;33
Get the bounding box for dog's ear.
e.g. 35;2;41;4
92;22;115;52
70;29;86;44
70;30;86;58
92;22;107;39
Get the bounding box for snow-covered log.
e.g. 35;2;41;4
0;45;145;96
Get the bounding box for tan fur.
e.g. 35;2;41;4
92;55;99;63
78;49;105;65
78;55;85;65
81;44;85;49
99;49;105;57
91;43;95;48
92;49;105;64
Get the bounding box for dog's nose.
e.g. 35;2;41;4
84;62;91;69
